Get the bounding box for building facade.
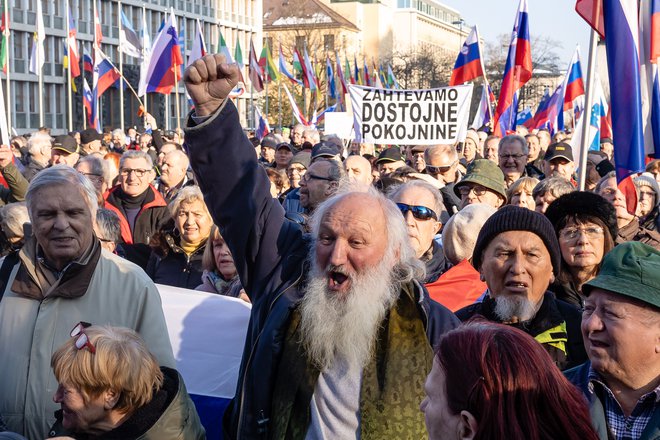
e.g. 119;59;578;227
6;0;262;135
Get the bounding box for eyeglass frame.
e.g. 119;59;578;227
301;172;334;183
426;161;457;175
70;321;96;354
458;184;490;197
396;202;438;221
119;168;152;178
558;226;605;241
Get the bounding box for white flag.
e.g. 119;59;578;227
137;10;152;97
28;0;45;74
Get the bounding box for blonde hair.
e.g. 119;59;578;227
51;325;164;413
202;225;222;271
506;177;540;203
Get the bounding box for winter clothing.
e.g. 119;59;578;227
545;191;618;239
456;291;587;370
0;162;28;207
0;238;175;439
454;159;507;201
184;100;460;439
146;229;206;289
427;259;487;312
472;205;562;275
442;203;496;264
195;269;243;297
47;368;205;440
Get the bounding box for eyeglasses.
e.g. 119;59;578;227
458;185;489;197
119;168;151;178
396;203;438;221
499;153;526;161
70;321;95;354
301;173;333;183
559;226;604;241
426;163;456;174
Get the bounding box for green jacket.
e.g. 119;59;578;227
0;162;28;206
48;368;205;439
565;362;660;440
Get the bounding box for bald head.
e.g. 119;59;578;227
344;155;374;186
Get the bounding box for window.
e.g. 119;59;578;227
324;34;335;52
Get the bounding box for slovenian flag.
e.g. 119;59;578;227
139;8;183;95
83;76;97;130
493;0;532;137
450;26;485;86
562;47;585;117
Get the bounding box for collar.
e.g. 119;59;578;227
588;365;660;403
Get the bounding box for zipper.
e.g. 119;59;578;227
236;268;303;440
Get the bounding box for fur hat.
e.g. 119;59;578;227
544;191;618;239
473;205;561;275
442;203;497;265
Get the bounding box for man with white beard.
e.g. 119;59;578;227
183;54;459;440
455;205;588;371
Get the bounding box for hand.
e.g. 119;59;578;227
0;145;13;168
184;54;241;117
587;152;605;166
144;112;157;129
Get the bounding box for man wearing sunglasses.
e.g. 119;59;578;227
183;55;460;440
424;145;462;214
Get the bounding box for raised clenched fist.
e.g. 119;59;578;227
183;54;242;117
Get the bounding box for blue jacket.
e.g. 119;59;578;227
184;100;459;440
564;362;660;440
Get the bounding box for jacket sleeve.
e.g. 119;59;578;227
184;101;302;305
0;162;29;204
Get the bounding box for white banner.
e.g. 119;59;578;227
324;112;354;140
157;284;251;398
348;84;473;145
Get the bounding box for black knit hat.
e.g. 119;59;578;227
472;205;561;275
544;191;618;239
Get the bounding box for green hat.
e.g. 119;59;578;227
583;241;660;309
454;159;507;201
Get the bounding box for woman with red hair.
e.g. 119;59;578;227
421;320;598;440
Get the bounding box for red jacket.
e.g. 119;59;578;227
425;259;486;312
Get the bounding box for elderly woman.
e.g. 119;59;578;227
195;225;249;302
49;324;204;438
506;176;539;211
146;185;212;289
421;321;598;440
532;176;575;214
544;191;617;308
634;173;660;232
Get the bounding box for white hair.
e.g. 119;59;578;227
120;150;154;169
27;132;52;155
26;165;99;220
387;180;447;223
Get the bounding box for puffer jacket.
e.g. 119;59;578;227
146;228;205;289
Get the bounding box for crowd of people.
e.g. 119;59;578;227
0;52;658;439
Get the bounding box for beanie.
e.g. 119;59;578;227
472;205;561;275
442;203;497;265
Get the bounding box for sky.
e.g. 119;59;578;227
440;0;592;69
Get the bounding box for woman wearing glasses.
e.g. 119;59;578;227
49;324;204;439
544;192;617;308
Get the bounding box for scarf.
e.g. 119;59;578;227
270;282;433;440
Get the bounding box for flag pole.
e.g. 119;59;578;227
578;27;600;191
118;0;125;131
142;5;147;117
3;0;11;134
174;64;181;132
278;78;282;129
165;94;170;130
65;0;73;132
82;53;86;129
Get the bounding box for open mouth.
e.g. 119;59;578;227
505;280;528;291
328;270;349;291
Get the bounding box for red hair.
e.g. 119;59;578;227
436;320;598;440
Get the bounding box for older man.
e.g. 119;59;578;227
456;205;588;370
483;135;500;163
50;135;79;167
498;134;528;187
23;131;52;181
0;166;174;438
104;150;170;266
344;154;374;186
543;142;576;183
156;149;191;203
290;124;305;149
565;242;660;440
388;181;450;291
425;144;462;213
454;159;507;209
183;54;459;439
376;147;406;175
78;128;103;156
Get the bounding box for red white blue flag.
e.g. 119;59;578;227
83;76;97;130
450;26;485;86
493;0;533;137
186;19;206;68
139;8;183;95
562;47;585;116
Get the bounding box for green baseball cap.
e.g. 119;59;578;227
583;241;660;309
454;159;507;201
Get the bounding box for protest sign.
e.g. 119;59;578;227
324;111;354;139
348;84;473;145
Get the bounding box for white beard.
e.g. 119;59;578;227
298;256;399;371
493;295;539;322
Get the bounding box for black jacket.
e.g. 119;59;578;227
145;229;205;289
184;100;460;440
456;291;587;370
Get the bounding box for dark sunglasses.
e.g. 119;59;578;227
396;203;438;221
426;162;456;174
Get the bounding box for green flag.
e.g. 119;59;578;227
217;30;234;63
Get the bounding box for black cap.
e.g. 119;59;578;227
52;135;79;154
276;142;294;152
261;136;278;150
544;142;574;162
79;128;102;145
376;146;404;164
311;141;341;160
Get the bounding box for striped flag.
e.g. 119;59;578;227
119;10;142;58
387;64;399;88
258;43;278;83
561;47;585;119
83;76;98;130
93;0;102;49
217;30;234;63
254;106;270;140
326;56;336;99
302;47;317;91
335;51;347;95
493;0;533;137
528;88;551;129
282;83;309;126
248;39;263;92
353;55;361;85
83;47;93;73
279;45;301;85
93;49;121;97
66;3;80;78
471;83;494;129
450;26;485;86
346;56;354;85
187;19;206;68
139;9;184;95
0;0;8;74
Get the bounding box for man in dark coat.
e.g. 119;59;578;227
456;205;588;370
183;54;459;440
